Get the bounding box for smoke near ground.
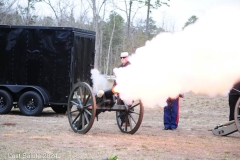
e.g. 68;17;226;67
113;2;240;107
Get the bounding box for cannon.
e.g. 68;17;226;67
67;82;144;134
212;97;240;136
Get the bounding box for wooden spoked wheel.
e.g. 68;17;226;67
234;97;240;133
67;82;96;134
116;100;144;134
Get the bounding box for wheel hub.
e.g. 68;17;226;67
77;103;84;112
26;99;36;110
124;104;131;113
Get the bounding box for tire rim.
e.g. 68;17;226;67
25;98;37;111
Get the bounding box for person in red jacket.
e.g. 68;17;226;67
163;94;184;130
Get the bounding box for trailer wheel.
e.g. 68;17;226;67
116;100;144;134
234;97;240;133
0;90;13;114
67;82;96;134
18;91;43;116
51;106;67;114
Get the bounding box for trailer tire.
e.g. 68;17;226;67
18;91;43;116
51;106;67;114
0;90;13;114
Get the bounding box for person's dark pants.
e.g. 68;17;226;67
164;98;180;129
228;94;239;121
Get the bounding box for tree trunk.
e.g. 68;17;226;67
89;0;107;70
105;15;116;75
127;0;132;37
43;0;60;25
146;0;150;40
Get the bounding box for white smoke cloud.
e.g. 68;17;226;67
90;69;109;93
113;3;240;107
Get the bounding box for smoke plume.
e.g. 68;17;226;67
91;69;109;93
113;3;240;107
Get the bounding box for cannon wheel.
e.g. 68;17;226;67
234;97;240;133
116;100;144;134
67;82;96;134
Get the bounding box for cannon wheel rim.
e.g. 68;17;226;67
67;82;96;134
234;97;240;133
0;90;13;114
116;100;144;134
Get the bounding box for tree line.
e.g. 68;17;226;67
0;0;197;75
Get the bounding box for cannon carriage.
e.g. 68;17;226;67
212;98;240;136
67;82;144;134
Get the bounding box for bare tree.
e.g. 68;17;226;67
42;0;59;24
86;0;108;69
42;0;79;26
75;0;91;29
109;0;144;54
160;10;167;30
115;0;143;38
159;11;177;33
17;0;43;25
105;12;116;75
125;0;132;37
0;0;17;24
137;0;169;40
36;16;55;26
168;17;176;33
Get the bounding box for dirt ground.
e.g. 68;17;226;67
1;92;240;160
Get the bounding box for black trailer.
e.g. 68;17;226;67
0;25;95;116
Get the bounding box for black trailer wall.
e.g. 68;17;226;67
72;32;95;86
0;25;95;104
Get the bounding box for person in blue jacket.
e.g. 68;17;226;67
163;94;184;130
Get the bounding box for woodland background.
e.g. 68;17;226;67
0;0;197;74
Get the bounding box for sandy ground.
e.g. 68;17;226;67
1;92;240;160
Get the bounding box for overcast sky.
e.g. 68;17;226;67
150;0;240;31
